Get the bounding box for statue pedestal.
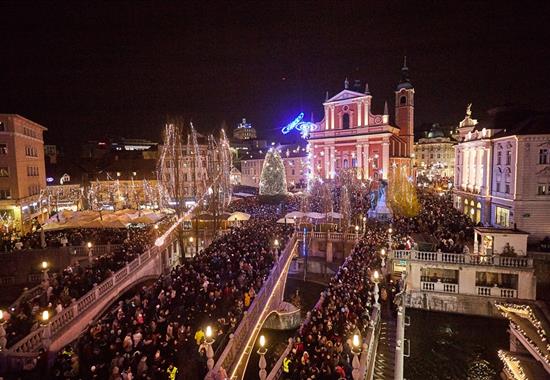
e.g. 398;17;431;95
368;199;392;221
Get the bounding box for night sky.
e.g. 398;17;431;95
1;1;549;156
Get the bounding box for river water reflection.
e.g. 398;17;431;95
405;309;508;380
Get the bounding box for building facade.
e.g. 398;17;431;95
453;106;550;241
309;63;414;181
240;144;308;189
233;118;257;140
0;114;48;232
414;124;456;179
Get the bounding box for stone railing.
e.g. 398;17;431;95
476;286;518;298
392;250;533;268
296;231;358;242
358;306;381;380
208;234;297;380
8;284;43;312
421;281;459;294
265;339;294;380
6;239;166;356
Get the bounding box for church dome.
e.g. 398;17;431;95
427;124;445;138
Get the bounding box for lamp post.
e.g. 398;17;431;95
355;225;360;241
189;236;194;258
41;310;51;349
274;239;280;249
388;227;393;250
87;241;93;264
0;309;6;351
258;335;267;380
41;261;49;286
362;216;367;233
205;325;215;371
373;270;380;307
351;334;362;380
380;248;386;268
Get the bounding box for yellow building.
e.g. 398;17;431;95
0;114;48;233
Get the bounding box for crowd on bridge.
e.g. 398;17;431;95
1;226;158;349
282;221;408;379
50;220;293;379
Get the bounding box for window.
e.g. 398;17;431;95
430;153;434;159
0;189;11;200
496;182;501;192
0;122;4;131
0;167;8;177
27;166;39;177
538;184;547;195
421;154;425;159
343;159;349;168
400;96;407;105
496;207;511;227
0;144;7;154
342;113;350;129
506;151;511;165
540;149;549;164
497;151;502;165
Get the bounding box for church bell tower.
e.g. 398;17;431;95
394;57;415;157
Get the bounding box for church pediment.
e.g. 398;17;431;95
325;90;368;104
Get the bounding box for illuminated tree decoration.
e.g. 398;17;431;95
259;148;288;196
388;164;421;217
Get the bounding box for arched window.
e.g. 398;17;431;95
342;113;350;129
400;96;407;105
343;159;349;168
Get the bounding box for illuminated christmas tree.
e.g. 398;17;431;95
388;164;421;218
259;148;288;196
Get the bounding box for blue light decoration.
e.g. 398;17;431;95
281;112;318;139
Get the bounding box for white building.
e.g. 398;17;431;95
240;144;308;189
414;124;457;179
453;105;550;242
391;227;537;317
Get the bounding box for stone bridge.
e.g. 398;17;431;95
0;234;181;373
206;234;299;380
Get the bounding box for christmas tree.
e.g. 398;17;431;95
259;148;288;196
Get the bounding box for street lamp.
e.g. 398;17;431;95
87;241;93;264
41;261;49;284
387;227;393;250
0;309;6;351
274;239;280;249
355;225;360;240
205;325;215;371
362;216;367;233
373;270;380;307
258;335;267;380
41;310;50;326
380;248;386;268
189;236;194;257
351;334;362;380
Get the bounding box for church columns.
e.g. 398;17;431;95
363;143;370;179
357;101;362;127
330;106;335;130
324;147;330;179
382;140;390;180
356;144;363;179
324;106;329;130
330;146;336;178
364;101;369;126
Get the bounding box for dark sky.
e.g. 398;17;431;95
1;1;549;154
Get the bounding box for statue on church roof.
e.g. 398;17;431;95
466;103;472;117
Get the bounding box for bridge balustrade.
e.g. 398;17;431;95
391;250;533;268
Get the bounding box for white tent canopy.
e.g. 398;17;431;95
228;211;251;221
285;211;305;219
306;212;325;220
277;217;296;224
325;211;343;219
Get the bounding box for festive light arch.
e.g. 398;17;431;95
281;112;318;139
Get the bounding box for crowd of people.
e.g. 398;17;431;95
393;190;474;253
51;221;294;379
2;226;158;348
282;221;408;379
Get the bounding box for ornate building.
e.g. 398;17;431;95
453;105;550;241
309;61;414;180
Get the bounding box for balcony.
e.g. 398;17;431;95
476;286;518;298
421;281;458;293
392;250;533;268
